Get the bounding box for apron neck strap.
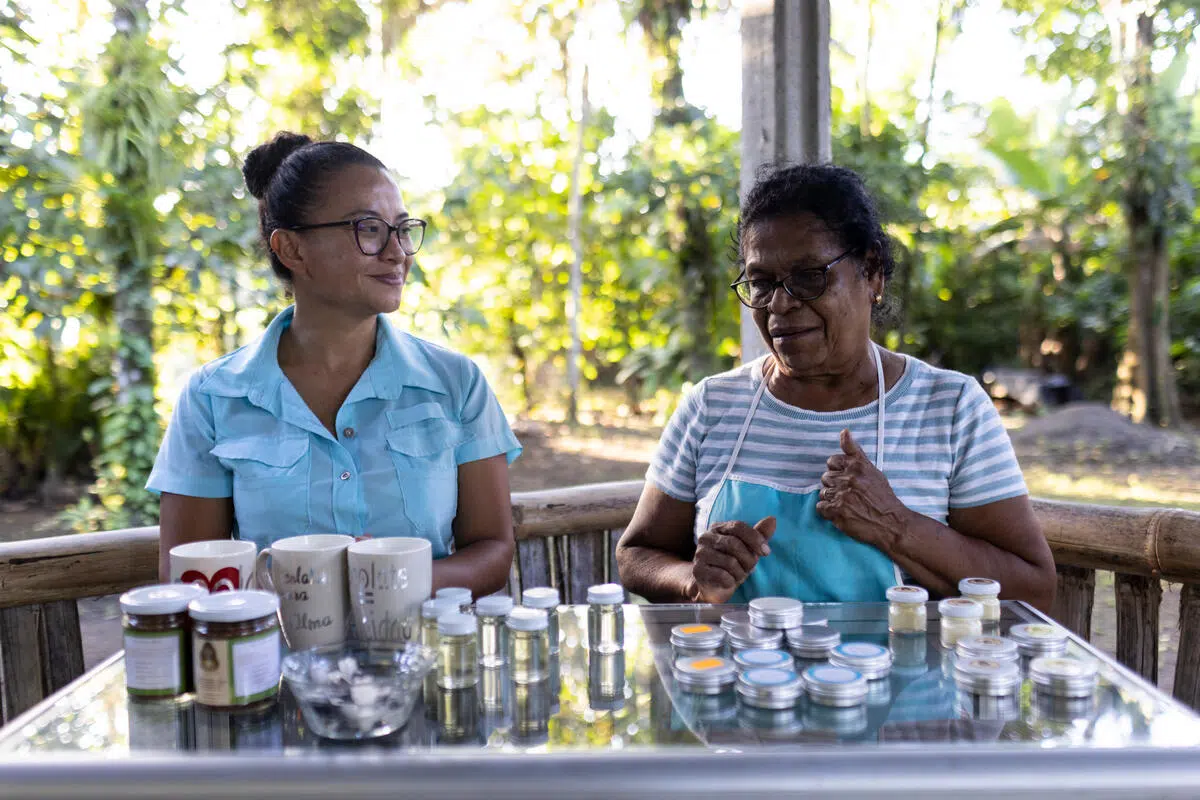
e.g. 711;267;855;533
718;362;770;485
872;342;887;472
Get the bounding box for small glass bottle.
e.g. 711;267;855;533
958;577;1002;623
937;597;983;649
521;587;560;655
586;583;625;654
421;597;458;649
437;613;479;689
506;606;551;683
474;595;513;668
886;585;929;634
436;587;473;614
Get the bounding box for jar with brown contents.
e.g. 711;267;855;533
122;584;208;699
189;590;282;709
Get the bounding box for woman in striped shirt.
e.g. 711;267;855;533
616;164;1055;610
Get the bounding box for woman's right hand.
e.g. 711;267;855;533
687;516;777;604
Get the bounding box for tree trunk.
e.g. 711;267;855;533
566;65;591;425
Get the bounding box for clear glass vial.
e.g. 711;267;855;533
958;577;1002;622
437;613;479;689
937;597;983;649
955;635;1019;665
736;667;804;710
727;623;783;653
670;623;726;659
886;585;929;634
733;648;794;674
586;583;625;654
521;587;561;655
828;642;893;680
748;597;804;631
436;587;473;614
475;595;513;668
421;597;458;649
802;664;868;708
506;606;551;683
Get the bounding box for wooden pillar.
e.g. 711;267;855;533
1114;573;1161;683
739;0;832;362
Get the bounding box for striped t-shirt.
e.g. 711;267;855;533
647;353;1027;536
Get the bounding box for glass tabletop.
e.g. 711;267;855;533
2;601;1198;757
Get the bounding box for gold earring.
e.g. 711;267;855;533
873;294;882;305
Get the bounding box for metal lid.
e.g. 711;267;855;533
829;642;893;679
121;584;207;616
474;595;514;617
959;577;1001;597
886;585;929;604
748;597;804;629
1029;656;1099;697
727;624;783;651
436;587;472;605
438;612;476;637
505;607;549;632
955;635;1019;663
188;590;279;623
670;623;726;650
786;624;841;657
521;587;560;609
938;597;983;619
720;610;751;632
954;657;1020;695
421;597;457;620
674;656;737;693
802;664;868;705
1008;623;1069;655
733;649;794;672
586;583;624;605
736;668;803;708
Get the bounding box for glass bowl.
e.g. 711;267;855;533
282;641;435;740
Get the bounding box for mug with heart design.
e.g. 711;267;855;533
255;534;353;651
170;540;258;593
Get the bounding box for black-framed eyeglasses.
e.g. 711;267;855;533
286;216;427;256
730;249;855;309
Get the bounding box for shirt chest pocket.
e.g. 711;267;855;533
385;405;467;540
210;435;311;543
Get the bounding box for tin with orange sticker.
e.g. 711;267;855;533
674;655;737;695
670;623;727;659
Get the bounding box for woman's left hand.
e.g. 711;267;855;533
816;429;910;549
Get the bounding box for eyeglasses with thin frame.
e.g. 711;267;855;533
730;248;855;309
286;216;427;256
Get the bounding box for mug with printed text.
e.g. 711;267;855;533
347;537;433;646
255;534;353;651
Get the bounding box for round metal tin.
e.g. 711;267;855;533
828;641;893;680
674;656;737;695
733;649;794;673
748;597;804;630
727;624;784;652
955;635;1019;664
954;657;1021;696
786;624;842;659
802;664;868;708
1029;656;1099;698
736;667;804;710
1009;623;1069;657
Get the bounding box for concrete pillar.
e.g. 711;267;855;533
739;0;831;362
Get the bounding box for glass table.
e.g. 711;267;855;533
2;601;1200;798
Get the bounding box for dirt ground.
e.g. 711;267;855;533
3;403;1198;693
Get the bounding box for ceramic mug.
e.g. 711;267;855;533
347;537;433;646
170;540;258;593
255;534;353;650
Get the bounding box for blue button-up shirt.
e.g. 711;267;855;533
146;306;521;557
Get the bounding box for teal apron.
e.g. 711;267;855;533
695;344;903;602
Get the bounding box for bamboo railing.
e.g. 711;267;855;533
1;480;1198;723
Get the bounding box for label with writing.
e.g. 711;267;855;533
124;629;185;696
193;629;281;707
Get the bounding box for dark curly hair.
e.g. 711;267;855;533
736;163;896;287
242;131;387;282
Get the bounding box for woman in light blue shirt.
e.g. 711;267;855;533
148;131;521;597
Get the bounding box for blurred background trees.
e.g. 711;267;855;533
1;0;1197;530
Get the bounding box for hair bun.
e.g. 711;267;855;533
242;131;313;199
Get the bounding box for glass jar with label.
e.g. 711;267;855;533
786;624;842;670
121;583;207;699
436;587;473;614
958;577;1002;623
670;623;726;659
521;587;561;655
748;597;804;631
736;667;803;710
188;590;281;709
586;583;625;654
474;595;513;668
726;623;783;654
937;597;983;649
733;648;794;674
886;585;929;634
954;656;1020;720
507;606;551;683
955;635;1019;665
437;613;479;689
802;664;868;708
828;642;893;680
